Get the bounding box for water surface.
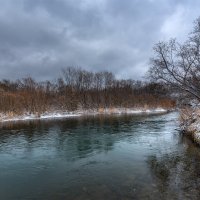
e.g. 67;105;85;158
0;112;200;200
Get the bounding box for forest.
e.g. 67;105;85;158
0;67;175;117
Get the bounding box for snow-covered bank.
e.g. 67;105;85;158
180;107;200;145
0;112;81;123
0;108;169;123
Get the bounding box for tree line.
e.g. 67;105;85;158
0;67;175;116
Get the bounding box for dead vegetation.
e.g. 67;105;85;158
0;68;175;117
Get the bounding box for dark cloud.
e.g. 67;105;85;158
0;0;200;80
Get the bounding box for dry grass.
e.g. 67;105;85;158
179;107;193;126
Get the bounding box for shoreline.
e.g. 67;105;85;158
0;108;170;123
182;130;200;146
180;107;200;146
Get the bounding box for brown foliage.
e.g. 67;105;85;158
0;68;175;115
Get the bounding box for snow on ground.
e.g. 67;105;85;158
180;106;200;145
0;112;81;123
0;108;168;123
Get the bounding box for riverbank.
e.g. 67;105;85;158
0;107;169;123
180;107;200;145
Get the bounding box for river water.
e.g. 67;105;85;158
0;112;200;200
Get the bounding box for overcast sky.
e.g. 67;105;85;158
0;0;200;81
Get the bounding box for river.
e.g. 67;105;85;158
0;112;200;200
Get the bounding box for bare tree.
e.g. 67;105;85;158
0;67;175;115
148;17;200;102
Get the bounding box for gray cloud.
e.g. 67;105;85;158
0;0;200;80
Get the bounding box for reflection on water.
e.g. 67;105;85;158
0;112;200;199
147;136;200;200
